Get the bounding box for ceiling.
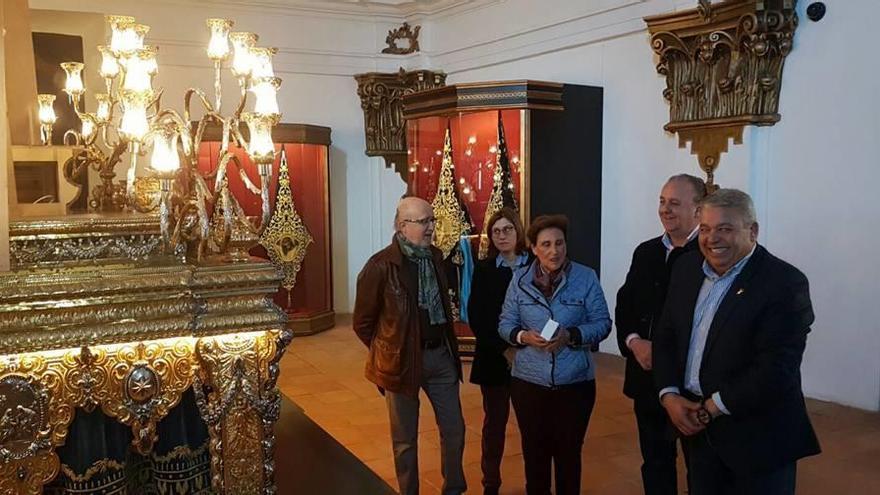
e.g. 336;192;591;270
192;0;479;16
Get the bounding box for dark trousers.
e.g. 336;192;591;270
479;384;511;491
687;430;797;495
633;396;687;495
510;377;596;495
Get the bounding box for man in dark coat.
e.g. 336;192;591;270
616;174;705;495
654;188;820;494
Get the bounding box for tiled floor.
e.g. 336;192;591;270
277;317;880;494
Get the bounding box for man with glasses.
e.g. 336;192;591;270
354;196;467;495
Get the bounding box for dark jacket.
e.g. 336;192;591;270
653;245;821;474
615;235;698;400
353;237;462;397
467;255;530;386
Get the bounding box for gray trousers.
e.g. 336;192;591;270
385;345;467;495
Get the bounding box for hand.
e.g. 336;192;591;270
661;393;705;436
629;337;652;370
703;397;722;419
502;347;517;366
544;328;571;353
519;330;548;348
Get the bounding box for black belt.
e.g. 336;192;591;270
422;339;442;349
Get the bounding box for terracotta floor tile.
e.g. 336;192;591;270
278;322;880;494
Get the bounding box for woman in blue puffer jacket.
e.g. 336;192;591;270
498;214;611;495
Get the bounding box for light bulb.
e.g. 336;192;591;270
61;62;85;99
230;32;258;79
250;77;281;117
206;18;233;61
489;145;498;154
467;135;477;145
37;94;57;125
151;128;181;174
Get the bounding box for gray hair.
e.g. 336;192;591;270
701;188;757;225
667;174;707;203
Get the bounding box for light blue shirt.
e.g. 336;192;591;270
661;225;700;261
660;245;756;415
496;252;529;269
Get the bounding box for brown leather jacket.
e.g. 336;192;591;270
353;237;462;397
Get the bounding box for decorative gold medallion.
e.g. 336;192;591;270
259;147;313;293
431;129;472;259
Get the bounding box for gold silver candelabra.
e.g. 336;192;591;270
37;15;283;261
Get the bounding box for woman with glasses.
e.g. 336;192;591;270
498;214;611;495
467;208;531;495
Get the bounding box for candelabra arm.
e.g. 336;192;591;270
214;61;223;114
62;130;82;146
234;78;249;118
254;161;274;236
184;88;216;124
159;176;174;250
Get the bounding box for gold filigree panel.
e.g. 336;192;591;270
259;148;313;294
431;129;472;260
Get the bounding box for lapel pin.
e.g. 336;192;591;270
736;288;745;295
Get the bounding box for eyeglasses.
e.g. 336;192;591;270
491;225;515;237
402;216;437;227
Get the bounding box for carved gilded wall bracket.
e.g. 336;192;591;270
355;69;446;181
645;0;799;189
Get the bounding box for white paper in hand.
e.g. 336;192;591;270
540;319;560;341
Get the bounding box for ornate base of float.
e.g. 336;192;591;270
0;254;291;494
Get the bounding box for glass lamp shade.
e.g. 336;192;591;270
230;32;258;79
242;112;277;163
249;47;277;79
107;15;136;55
80;113;98;140
119;90;151;142
250;77;281;117
123;49;155;92
95;93;112;122
150;129;181;174
98;45;119;79
37;94;57;125
206;18;233;61
61;62;86;99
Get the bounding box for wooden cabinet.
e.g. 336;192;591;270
402;80;603;353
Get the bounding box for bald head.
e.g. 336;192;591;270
395;197;435;247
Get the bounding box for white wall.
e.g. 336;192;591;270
25;0;880;410
427;0;880;411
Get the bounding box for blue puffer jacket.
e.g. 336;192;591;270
498;260;611;387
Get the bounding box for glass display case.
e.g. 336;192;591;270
402;80;603;354
198;123;334;335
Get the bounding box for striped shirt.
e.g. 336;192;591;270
660;245;755;415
